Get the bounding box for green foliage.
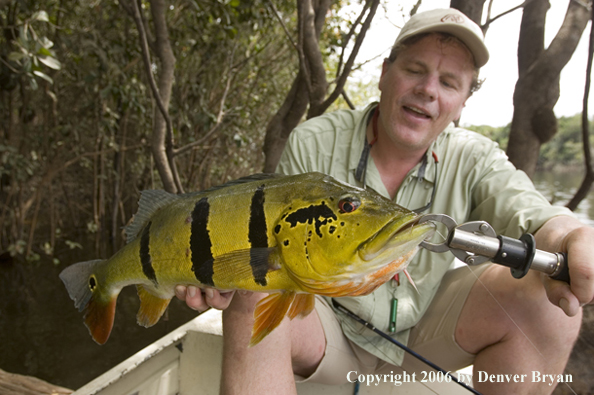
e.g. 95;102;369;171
2;4;61;90
538;114;593;168
0;0;299;263
466;113;593;170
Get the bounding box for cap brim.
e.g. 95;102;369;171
399;24;489;67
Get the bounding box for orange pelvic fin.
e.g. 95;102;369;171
249;291;296;347
84;292;118;345
287;293;315;320
136;285;172;327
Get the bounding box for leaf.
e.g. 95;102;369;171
39;37;54;49
28;76;38;90
38;47;52;57
8;52;26;62
32;11;49;22
33;70;54;84
38;56;61;70
46;90;57;102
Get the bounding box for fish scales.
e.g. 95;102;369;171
60;172;434;346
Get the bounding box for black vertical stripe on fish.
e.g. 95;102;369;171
140;221;158;285
190;197;215;286
249;184;269;286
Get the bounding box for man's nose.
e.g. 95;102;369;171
413;75;438;100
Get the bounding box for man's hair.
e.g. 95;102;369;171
387;32;484;96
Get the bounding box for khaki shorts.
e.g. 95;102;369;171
298;264;491;385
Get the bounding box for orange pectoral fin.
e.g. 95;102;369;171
250;292;296;347
136;285;172;328
287;293;315;320
84;293;117;345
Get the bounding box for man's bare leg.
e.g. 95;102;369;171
456;265;582;394
220;292;326;395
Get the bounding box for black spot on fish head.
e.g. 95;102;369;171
275;224;281;234
283;240;289;247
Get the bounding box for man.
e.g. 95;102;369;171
176;8;593;394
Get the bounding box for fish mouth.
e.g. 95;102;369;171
358;214;435;262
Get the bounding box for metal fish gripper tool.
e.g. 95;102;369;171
417;214;570;284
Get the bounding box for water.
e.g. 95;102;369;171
532;170;594;227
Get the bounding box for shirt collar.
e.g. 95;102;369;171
349;103;445;185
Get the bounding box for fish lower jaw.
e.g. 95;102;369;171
288;252;415;298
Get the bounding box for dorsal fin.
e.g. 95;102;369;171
125;190;180;243
125;174;283;243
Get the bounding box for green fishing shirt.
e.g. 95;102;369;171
276;103;574;366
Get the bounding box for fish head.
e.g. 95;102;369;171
274;174;435;296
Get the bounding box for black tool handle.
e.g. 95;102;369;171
549;252;570;284
492;234;570;284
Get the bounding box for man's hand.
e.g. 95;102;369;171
535;216;594;316
174;285;236;312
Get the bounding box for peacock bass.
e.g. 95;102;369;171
60;172;434;346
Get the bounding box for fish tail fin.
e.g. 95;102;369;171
60;259;118;344
136;284;172;327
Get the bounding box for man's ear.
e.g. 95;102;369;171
454;100;467;122
379;59;390;92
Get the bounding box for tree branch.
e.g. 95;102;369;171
175;47;236;157
317;0;380;116
336;0;370;79
566;1;594;211
482;0;531;31
268;0;299;53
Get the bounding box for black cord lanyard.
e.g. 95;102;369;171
348;108;481;394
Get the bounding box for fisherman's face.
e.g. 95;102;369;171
378;34;474;153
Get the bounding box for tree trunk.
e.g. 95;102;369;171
450;0;485;24
263;70;310;173
506;0;590;177
567;3;594;212
0;368;72;395
149;0;180;193
262;0;379;173
122;0;179;193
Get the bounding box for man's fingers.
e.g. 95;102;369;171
174;285;235;312
542;275;580;316
205;289;236;310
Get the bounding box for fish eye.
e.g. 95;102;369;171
89;275;97;291
338;197;361;213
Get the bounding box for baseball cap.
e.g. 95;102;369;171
392;8;489;67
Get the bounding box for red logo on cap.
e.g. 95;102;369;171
441;14;465;23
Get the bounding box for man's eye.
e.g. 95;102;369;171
441;79;457;89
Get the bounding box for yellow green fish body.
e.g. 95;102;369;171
60;172;434;346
